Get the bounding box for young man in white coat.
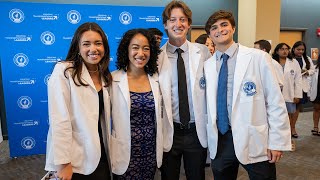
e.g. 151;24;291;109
254;39;284;89
158;1;212;179
204;10;292;179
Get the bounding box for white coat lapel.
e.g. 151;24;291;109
188;42;200;94
205;56;218;126
284;58;292;74
158;45;173;127
149;74;159;118
232;45;252;110
115;71;131;112
81;63;96;90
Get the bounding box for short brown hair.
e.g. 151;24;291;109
254;39;272;53
205;10;235;34
162;0;192;25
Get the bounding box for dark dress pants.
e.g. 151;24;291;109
72;160;112;180
211;130;276;180
160;123;207;180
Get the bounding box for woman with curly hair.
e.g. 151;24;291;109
110;28;163;180
45;22;113;180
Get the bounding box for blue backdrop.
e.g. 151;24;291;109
0;1;165;157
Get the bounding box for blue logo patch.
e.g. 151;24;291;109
199;76;206;89
243;81;256;96
290;69;295;75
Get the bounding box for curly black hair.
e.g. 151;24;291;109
116;28;160;76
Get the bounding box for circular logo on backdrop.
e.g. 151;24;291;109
17;96;32;109
9;9;24;23
44;74;51;85
40;31;55;45
119;11;132;25
21;137;36;150
67;10;81;24
13;53;29;67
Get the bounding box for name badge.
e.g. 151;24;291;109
243;81;256;96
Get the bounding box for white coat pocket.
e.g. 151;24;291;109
71;131;85;169
110;135;130;175
248;124;268;158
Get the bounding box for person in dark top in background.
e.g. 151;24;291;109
148;27;164;47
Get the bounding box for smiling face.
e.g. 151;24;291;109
205;37;215;55
128;33;150;72
164;7;190;46
79;30;104;71
208;19;235;51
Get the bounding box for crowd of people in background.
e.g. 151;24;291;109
43;0;320;180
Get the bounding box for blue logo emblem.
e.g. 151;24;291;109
44;74;51;85
119;11;132;25
243;81;257;96
21;137;36;150
290;69;295;75
41;31;55;45
67;10;81;24
9;9;24;23
199;76;206;89
13;53;29;67
17;96;32;109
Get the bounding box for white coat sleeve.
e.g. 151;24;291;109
48;62;73;165
307;56;315;76
260;53;291;151
294;61;303;98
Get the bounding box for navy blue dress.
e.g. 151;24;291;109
116;91;157;180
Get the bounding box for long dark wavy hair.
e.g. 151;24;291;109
63;22;112;87
291;41;310;70
116;28;160;76
272;43;292;63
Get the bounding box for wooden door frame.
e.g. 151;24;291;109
280;27;308;41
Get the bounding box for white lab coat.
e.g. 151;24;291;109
309;68;319;101
158;41;212;151
205;45;291;165
282;58;303;102
271;59;284;88
110;70;163;175
45;62;111;175
293;56;315;92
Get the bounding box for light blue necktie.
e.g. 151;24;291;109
217;53;229;134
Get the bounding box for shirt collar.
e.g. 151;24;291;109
167;40;189;54
216;42;238;61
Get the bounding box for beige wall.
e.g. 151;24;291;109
238;0;281;50
238;0;257;47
